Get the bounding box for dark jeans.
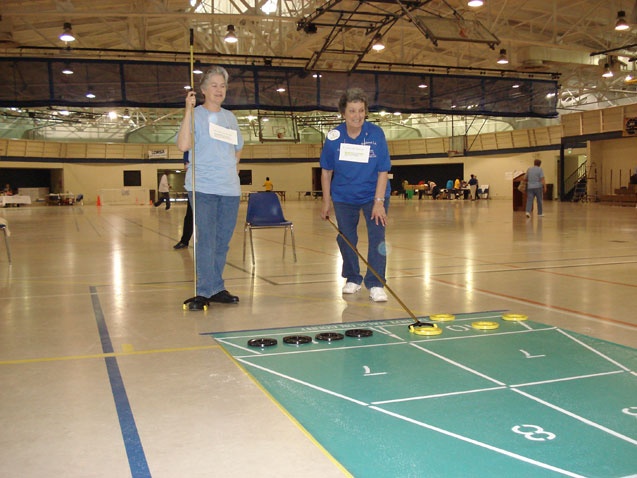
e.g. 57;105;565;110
180;198;193;245
154;192;170;209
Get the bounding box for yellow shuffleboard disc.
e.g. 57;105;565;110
409;324;443;336
471;321;500;330
502;313;528;321
430;314;456;322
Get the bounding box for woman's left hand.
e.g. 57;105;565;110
371;202;387;227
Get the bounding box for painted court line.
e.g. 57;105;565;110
511;388;637;446
510;369;625;388
410;342;506;386
368;406;587;478
90;286;150;478
236;357;369;406
557;328;635;372
371;385;507;405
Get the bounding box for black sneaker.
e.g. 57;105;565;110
173;242;188;249
209;290;239;303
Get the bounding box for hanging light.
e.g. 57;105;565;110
371;34;385;51
467;0;484;7
224;25;238;43
418;78;428;89
496;48;509;64
59;22;75;42
276;86;286;93
85;87;95;99
61;62;74;75
122;109;131;119
602;63;614;78
192;60;203;75
615;11;630;31
261;0;277;14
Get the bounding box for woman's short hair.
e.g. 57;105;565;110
200;66;229;93
338;88;368;114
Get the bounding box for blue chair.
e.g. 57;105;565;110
243;192;297;265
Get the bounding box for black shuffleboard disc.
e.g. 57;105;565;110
247;338;278;348
315;332;345;342
345;329;373;338
283;335;313;345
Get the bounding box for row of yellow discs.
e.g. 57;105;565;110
408;313;528;336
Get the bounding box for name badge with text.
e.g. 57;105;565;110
339;143;370;163
209;123;238;145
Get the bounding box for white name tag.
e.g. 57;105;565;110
209;122;238;145
339;143;370;163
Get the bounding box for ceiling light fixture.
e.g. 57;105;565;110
261;0;277;14
59;22;75;42
418;79;428;89
467;0;484;7
61;62;74;75
224;25;238;43
85;89;96;99
615;11;630;31
193;60;203;75
371;34;385;51
602;63;614;78
496;48;509;65
122;109;131;119
276;86;286;93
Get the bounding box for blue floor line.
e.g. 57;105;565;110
90;286;151;478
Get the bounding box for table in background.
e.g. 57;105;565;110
1;195;32;207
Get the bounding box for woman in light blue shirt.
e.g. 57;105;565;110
177;66;243;310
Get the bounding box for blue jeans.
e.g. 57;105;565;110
526;187;543;215
333;199;389;289
189;192;240;297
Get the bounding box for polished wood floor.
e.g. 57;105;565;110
1;197;636;477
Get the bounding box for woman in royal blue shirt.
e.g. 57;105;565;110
320;88;391;302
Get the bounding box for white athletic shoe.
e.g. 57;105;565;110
369;287;388;302
342;282;361;294
525;212;531;218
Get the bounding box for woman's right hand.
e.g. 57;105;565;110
185;90;196;109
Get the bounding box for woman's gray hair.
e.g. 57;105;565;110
338;88;368;114
200;66;229;93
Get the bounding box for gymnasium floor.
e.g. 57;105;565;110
0;197;636;477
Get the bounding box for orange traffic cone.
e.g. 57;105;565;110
96;195;101;206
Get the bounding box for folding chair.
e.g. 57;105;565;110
0;217;11;264
243;192;297;265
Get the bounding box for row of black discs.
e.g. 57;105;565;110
247;329;373;348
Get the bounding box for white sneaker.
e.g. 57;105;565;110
525;212;531;218
342;282;361;294
369;287;388;302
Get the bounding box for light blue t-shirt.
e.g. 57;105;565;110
526;165;544;189
184;106;243;196
319;121;391;205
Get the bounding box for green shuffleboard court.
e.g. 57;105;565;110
208;311;637;478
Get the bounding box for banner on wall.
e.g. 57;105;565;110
147;149;167;159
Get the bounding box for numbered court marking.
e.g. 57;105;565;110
511;424;556;442
363;365;387;377
520;349;546;359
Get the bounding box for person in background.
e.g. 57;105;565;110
524;159;546;218
154;173;171;210
3;183;13;196
428;180;440;200
263;177;273;191
174;152;193;249
176;65;244;309
468;174;478;201
320;87;391;303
